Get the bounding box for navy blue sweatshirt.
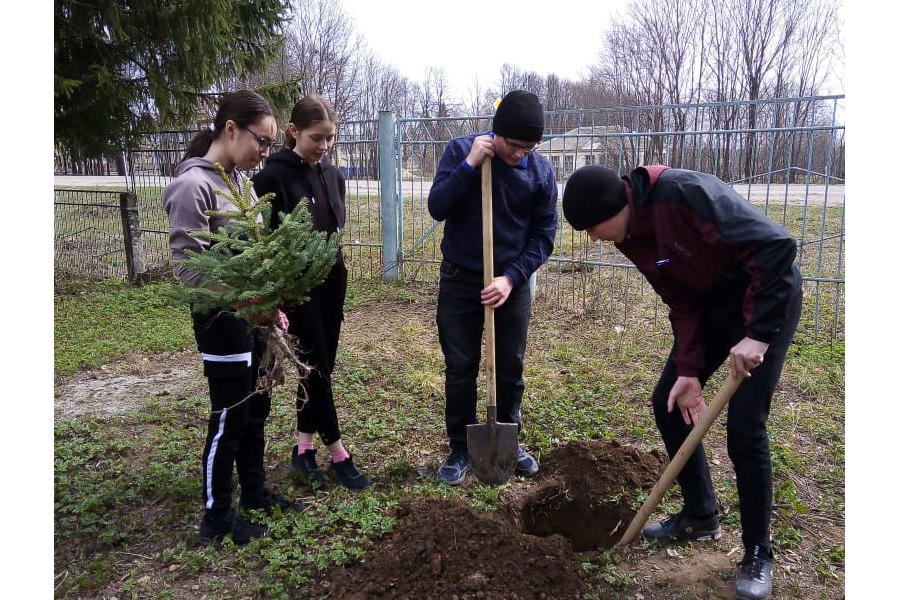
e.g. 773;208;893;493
427;132;558;287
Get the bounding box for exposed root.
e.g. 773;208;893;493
211;325;312;414
257;325;311;393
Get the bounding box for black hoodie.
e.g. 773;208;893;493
251;149;346;234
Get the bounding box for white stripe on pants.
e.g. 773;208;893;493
204;408;228;509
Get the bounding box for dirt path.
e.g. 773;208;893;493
54;350;204;420
52;298;434;420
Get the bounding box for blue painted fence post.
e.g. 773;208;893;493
378;110;399;281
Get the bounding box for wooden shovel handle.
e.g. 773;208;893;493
616;373;745;547
481;160;497;412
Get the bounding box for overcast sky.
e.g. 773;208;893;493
339;0;632;99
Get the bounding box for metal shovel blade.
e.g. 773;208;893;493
467;407;519;484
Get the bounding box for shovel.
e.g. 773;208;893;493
466;158;519;484
616;373;745;547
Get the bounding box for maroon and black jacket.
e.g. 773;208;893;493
616;165;800;378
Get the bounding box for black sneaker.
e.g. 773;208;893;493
436;449;469;485
642;509;722;542
230;514;267;546
241;488;306;515
328;455;371;490
735;544;774;600
514;446;539;477
198;508;234;546
290;447;326;485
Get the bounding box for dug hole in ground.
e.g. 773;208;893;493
324;440;666;600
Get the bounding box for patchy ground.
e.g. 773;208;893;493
54;293;845;600
55;349;205;420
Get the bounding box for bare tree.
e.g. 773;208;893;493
570;72;624;110
497;64;545;98
355;52;412;118
544;74;567;112
593;0;841;179
285;0;364;118
464;76;492;116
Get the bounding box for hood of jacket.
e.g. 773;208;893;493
264;148;335;172
173;156;223;178
625;164;670;209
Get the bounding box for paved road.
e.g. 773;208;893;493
55;176;844;206
55;175;130;187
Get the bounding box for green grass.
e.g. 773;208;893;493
54;279;194;374
53;277;845;599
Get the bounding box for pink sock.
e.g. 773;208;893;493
330;447;350;463
298;442;315;453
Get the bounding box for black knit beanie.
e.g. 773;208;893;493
562;166;628;231
492;90;544;143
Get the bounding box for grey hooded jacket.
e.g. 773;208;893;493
162;157;258;286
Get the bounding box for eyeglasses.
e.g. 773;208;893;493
243;127;275;151
501;136;537;155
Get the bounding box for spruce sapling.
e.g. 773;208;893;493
180;162;340;397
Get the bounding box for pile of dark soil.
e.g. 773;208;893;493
326;496;585;600
517;440;666;550
325;440;667;599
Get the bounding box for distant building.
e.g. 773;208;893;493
536;126;642;179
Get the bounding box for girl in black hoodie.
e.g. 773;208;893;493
252;95;369;490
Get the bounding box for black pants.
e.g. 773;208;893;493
651;278;803;551
436;259;532;453
192;310;271;514
284;260;347;445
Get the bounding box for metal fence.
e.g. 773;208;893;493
54;189;143;280
381;96;845;342
53;95;845;341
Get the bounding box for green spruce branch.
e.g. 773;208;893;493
182;162;340;319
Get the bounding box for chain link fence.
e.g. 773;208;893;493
54;96;844;341
54;189;142;281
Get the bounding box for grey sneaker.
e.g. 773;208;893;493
735;545;774;600
514;446;539;477
642;509;722;542
436;450;469;485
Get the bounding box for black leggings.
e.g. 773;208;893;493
284;260;347;446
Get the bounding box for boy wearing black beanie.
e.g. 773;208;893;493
427;90;558;486
562;164;802;600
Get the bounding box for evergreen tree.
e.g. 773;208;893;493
180;162;340;393
55;0;296;160
182;163;340;319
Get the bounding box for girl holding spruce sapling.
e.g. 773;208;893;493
163;90;304;547
252;95;370;491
